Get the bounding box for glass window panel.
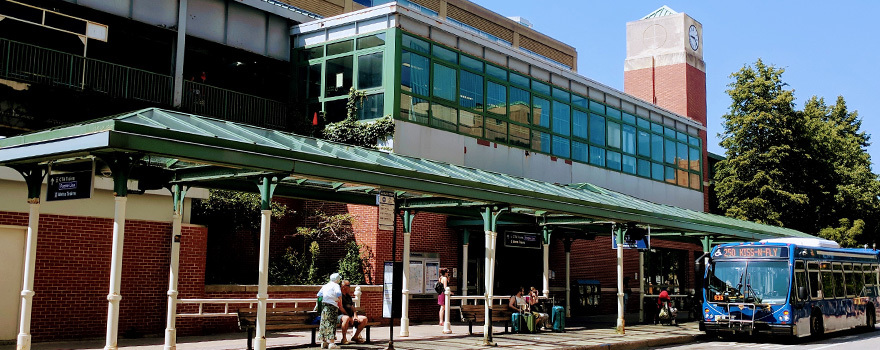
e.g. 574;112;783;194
690;173;701;190
664;126;676;138
509;123;530;148
622;125;636;154
552;101;571;136
590;113;605;146
458;110;483;137
357;32;386;49
307;63;322;99
573;109;588;140
665;166;676;184
622;155;636;174
432;63;456;101
552;88;570;102
606;107;622;119
532;80;550;96
572;94;587;109
401;51;429;96
572;141;588;163
552;136;570;158
485;117;507;143
533;97;551;128
677;131;688;142
689;147;700;171
509;88;530;124
652;163;664;181
589;101;605;114
433;45;457;64
531;130;551;153
651;134;664;162
486;81;507;115
677;142;689;169
486;65;507;81
460;54;483;72
638;130;651;157
326;39;353;56
430;103;457;131
638;159;651;178
637;118;650;129
607;121;621;149
325;55;353;97
459;70;484;111
677;169;688;187
607;151;621;171
510;73;530;89
590;146;605;167
689;135;701;147
623;112;636;124
324;99;347;122
665;139;677;164
357;52;383;89
400;93;428;123
300;46;323;60
651;122;664;134
402;34;429;54
357;93;384;120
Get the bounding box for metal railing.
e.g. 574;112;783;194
177;286;364;317
1;38;288;129
182;80;288;128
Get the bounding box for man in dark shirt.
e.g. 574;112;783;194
338;280;368;344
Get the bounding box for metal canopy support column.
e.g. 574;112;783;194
172;0;188;107
461;229;470;299
399;210;415;337
480;206;505;346
638;250;645;323
103;155;134;350
14;166;46;350
254;176;278;350
564;238;572;317
542;226;552;298
614;223;625;334
164;184;188;350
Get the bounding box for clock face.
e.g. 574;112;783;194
688;25;699;51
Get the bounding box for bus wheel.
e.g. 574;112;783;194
810;311;824;337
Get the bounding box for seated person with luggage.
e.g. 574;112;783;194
338;280;367;344
528;287;551;330
656;288;678;325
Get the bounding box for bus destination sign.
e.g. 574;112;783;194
715;246;789;259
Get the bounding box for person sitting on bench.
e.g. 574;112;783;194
338;280;368;344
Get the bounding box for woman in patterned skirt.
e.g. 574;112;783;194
317;273;343;349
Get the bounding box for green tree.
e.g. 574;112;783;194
337;241;373;284
714;60;819;232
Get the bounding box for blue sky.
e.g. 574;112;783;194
472;0;880;167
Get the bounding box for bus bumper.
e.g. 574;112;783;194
702;321;794;336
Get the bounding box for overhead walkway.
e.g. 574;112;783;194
0;108;814;350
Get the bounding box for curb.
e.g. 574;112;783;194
564;334;702;350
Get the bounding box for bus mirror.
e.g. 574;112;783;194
798;286;808;300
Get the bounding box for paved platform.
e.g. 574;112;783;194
1;315;703;350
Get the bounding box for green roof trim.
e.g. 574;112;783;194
0;108;814;241
641;5;678;20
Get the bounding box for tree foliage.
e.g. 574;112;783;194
322;88;394;148
337;241;373;285
715;59;880;246
195;189;292;231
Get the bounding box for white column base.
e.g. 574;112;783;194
163;329;176;350
17;333;31;350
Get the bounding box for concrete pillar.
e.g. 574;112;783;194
164;185;186;350
172;0;188;107
542;227;551;298
461;229;470;301
615;225;625;334
639;251;645;323
399;210;414;337
254;177;276;350
564;238;572;317
16;202;40;350
442;287;452;334
104;196;128;350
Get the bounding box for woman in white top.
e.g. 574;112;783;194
317;273;343;349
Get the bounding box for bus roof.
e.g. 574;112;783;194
759;238;840;248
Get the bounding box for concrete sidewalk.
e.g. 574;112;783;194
1;315;703;350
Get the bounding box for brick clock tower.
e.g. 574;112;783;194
623;6;709;211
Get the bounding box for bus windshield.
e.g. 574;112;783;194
707;260;789;304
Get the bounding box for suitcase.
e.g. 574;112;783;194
511;312;523;333
522;312;536;333
551;305;565;332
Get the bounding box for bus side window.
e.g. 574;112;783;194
821;262;835;299
844;263;855;298
833;263;845;299
794;260;808;301
808;262;822;300
853;265;864;296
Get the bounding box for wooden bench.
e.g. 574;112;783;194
459;304;513;335
238;306;380;349
342;306;382;342
238;307;318;350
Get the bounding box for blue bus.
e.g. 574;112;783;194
700;238;879;337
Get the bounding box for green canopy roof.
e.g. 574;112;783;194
0;108;814;241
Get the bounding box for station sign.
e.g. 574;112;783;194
504;231;542;249
46;170;94;201
377;190;395;231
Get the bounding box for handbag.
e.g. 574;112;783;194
434;280;445;294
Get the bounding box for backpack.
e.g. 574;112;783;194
434;280;445;294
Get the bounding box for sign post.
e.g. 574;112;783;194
377;191;395;231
